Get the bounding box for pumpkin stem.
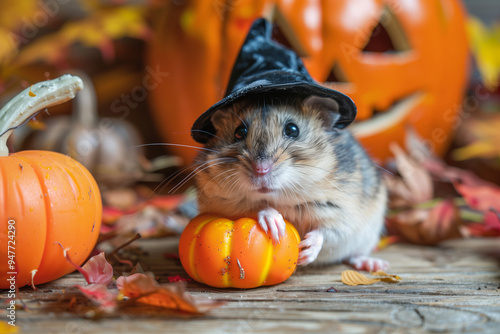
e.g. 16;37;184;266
0;74;84;157
71;71;98;128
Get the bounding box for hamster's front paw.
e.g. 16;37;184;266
257;207;286;243
298;230;324;266
347;255;389;272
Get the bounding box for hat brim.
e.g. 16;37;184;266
191;70;357;144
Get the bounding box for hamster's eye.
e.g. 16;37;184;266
284;123;299;138
234;125;248;141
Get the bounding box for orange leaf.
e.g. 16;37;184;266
116;273;224;313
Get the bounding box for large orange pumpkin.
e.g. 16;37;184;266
178;215;300;288
148;0;469;164
0;75;102;289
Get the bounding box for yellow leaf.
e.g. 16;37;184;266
452;116;500;161
0;0;38;31
467;17;500;91
13;6;150;67
453;141;498;161
0;321;18;333
341;270;381;286
371;270;403;283
0;27;19;65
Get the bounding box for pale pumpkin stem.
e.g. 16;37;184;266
70;71;98;128
0;74;84;157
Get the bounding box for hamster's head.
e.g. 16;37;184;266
195;94;346;202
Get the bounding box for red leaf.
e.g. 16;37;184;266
167;275;191;283
454;182;500;212
77;284;119;311
81;252;114;285
466;209;500;237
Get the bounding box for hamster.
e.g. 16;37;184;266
194;93;388;272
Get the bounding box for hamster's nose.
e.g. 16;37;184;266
253;161;272;175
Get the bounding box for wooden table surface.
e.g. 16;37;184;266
3;237;500;334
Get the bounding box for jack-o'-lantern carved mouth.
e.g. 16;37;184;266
350;92;426;137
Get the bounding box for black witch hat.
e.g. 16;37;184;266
191;18;357;144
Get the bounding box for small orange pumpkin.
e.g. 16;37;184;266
178;215;300;288
0;75;102;289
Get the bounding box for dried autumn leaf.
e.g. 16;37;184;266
371;270;403;283
81;252;114;285
341;270;380;286
453;116;500;161
404;127;490;187
386;199;463;245
77;283;120;312
463;209;500;237
384;142;433;207
455;182;500;212
116;273;224;313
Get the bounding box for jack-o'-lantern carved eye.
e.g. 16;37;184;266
271;15;307;57
325;62;349;84
362;6;411;53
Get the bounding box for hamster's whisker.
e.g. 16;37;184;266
225;172;245;196
274;140;295;162
370;162;393;175
205;169;237;193
156;157;232;196
199;169;239;198
129;143;220;154
174;130;224;141
149;158;221;197
169;158;235;194
170;158;235;193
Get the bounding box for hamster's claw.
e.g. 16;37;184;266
298;230;324;266
257;207;286;244
347;255;389;272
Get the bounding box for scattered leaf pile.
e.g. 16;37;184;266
100;186;195;240
61;249;224;314
384;130;500;245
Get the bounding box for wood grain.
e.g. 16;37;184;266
2;237;500;334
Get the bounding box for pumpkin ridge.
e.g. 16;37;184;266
189;216;214;284
221;219;233;287
24;154;54;281
259;237;273;286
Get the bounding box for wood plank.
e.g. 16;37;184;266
2;237;500;333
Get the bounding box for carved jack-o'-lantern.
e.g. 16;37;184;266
148;0;469;164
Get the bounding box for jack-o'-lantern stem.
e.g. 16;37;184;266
0;74;84;157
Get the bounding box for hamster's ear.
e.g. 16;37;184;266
303;96;341;129
211;108;234;133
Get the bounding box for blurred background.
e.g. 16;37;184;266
1;0;499;244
